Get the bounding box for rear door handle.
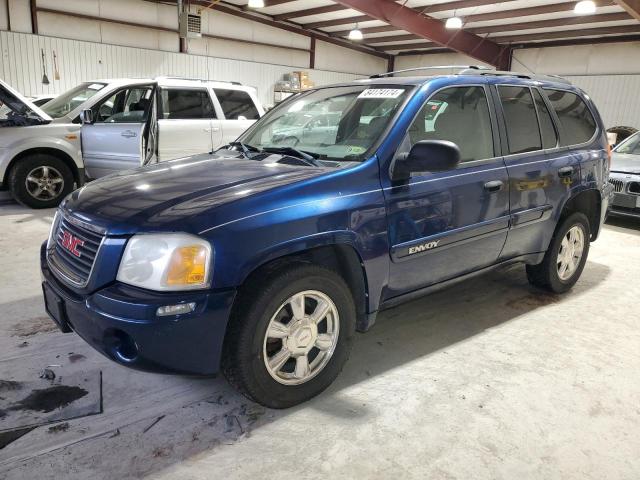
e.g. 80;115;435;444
484;180;504;192
558;166;574;178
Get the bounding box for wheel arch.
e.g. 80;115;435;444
236;235;372;332
559;188;602;240
4;147;81;187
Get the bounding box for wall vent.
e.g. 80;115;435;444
179;12;202;38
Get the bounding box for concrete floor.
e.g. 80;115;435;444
0;203;639;480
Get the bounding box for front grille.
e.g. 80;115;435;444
609;179;625;193
48;215;105;287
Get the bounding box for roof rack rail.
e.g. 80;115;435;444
154;76;242;85
369;65;491;78
458;69;572;85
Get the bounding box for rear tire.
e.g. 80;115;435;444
526;212;590;293
8;154;74;209
222;263;356;409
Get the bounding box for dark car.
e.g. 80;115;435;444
41;67;612;408
608;131;640;218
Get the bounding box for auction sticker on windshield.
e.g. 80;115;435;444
358;89;405;99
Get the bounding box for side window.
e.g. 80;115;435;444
407;86;494;163
498;86;542;154
92;86;152;123
213;89;260;120
160;89;215;120
532;89;558;149
544;89;597;146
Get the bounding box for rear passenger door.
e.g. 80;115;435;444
493;83;567;259
213;88;261;148
384;85;510;298
157;87;218;161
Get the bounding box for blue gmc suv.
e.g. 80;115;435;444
41;67;613;408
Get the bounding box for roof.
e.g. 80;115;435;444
183;0;640;57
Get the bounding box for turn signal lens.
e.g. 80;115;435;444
165;245;208;286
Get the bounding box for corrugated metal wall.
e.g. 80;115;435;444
565;75;640;129
0;31;361;107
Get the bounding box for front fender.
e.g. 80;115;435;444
235;230;361;285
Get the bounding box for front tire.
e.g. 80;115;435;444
8;154;75;209
223;264;356;409
526;212;590;293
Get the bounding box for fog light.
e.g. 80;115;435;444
156;302;196;317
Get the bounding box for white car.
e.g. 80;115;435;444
0;79;83;209
1;77;264;208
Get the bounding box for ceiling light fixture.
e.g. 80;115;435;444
348;23;364;41
247;0;265;8
445;13;462;29
574;0;596;14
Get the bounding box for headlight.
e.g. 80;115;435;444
47;211;60;249
116;233;212;291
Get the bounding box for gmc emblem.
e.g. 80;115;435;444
61;231;84;258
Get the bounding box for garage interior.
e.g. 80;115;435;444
1;0;639;479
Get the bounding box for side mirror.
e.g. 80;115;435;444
392;140;461;181
80;109;94;125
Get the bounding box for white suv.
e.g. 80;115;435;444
1;77;264;208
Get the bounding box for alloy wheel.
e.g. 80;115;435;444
25;165;65;200
263;290;340;386
557;225;585;281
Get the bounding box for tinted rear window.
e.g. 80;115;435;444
214;89;260;120
533;89;558;149
160;89;215;120
544;89;597;146
498;86;542;154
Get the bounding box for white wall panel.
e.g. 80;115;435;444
314;40;387;76
0;31;359;109
8;0;30;33
394;52;492;74
0;1;9;31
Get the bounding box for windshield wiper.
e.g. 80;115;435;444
262;146;321;166
221;141;262;156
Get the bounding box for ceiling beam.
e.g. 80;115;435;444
273;4;346;21
494;24;640;42
468;12;631;34
331;0;511;68
377;24;640;51
613;0;640;21
325;0;615;34
512;33;640;49
360;11;630;44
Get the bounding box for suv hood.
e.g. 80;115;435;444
63;153;332;234
611;153;640;174
0;78;52;123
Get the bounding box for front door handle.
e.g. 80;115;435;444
558;166;574;178
484;180;504;193
121;130;137;138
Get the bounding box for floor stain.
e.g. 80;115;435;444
8;386;88;413
47;422;70;433
68;353;86;363
10;316;58;337
0;380;22;392
505;293;560;310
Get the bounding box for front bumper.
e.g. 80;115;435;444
41;243;236;375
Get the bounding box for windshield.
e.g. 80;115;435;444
614;132;640;156
240;85;412;161
42;82;107;118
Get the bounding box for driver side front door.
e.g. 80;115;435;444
82;84;153;179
